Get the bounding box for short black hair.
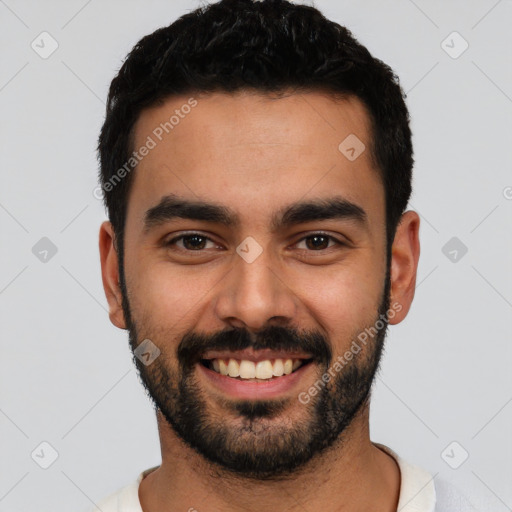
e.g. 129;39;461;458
98;0;413;258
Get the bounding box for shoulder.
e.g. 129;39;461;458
84;466;159;512
434;478;478;512
373;443;477;512
374;443;436;511
85;481;132;512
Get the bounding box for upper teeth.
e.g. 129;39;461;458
210;358;304;379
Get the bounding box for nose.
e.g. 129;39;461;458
213;247;298;332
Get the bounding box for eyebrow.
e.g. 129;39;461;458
143;193;367;233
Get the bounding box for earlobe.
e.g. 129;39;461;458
99;221;127;329
388;211;421;325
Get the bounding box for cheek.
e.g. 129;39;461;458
292;260;384;343
126;260;221;326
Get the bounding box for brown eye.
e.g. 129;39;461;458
182;235;207;250
166;233;216;251
296;234;340;251
305;235;330;250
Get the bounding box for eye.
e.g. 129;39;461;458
164;232;345;253
165;233;220;251
295;233;343;251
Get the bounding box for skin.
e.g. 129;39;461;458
99;90;420;512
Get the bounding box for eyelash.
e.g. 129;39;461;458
165;232;345;252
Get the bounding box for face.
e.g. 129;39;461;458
100;90;417;479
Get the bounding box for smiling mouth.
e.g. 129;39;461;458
200;357;314;381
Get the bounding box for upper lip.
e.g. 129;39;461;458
201;348;314;363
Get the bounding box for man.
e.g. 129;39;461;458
94;0;474;510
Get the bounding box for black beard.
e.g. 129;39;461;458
121;266;391;480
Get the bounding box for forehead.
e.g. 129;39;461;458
127;90;384;230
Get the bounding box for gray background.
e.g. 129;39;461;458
1;0;511;511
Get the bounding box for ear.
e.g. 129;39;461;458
388;210;420;324
99;221;127;329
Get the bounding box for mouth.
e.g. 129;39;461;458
200;347;315;380
200;357;314;381
197;350;316;400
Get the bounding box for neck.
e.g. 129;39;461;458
139;406;401;512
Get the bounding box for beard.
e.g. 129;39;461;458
120;264;391;480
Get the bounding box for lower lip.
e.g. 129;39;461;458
197;361;314;400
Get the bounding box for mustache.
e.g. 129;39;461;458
177;325;332;368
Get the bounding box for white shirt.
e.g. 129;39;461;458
87;443;475;511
